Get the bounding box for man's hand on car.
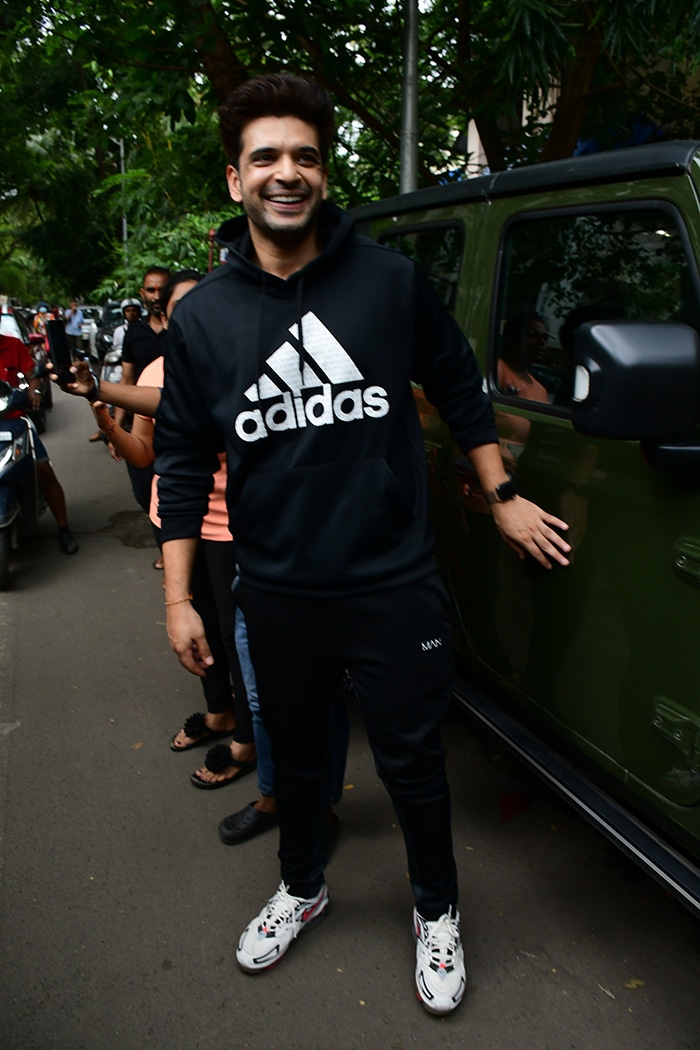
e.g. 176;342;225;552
491;496;571;568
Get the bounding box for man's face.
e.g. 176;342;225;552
140;272;168;317
123;305;140;324
226;116;328;243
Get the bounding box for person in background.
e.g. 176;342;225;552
64;301;85;356
32;303;51;340
117;269;170;388
112;266;171;539
112;299;142;356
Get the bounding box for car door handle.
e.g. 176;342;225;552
673;538;700;586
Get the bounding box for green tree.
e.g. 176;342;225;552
1;0;700;301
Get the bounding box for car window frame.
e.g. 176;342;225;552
489;198;700;417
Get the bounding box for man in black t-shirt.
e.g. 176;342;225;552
113;266;171;512
118;266;170;386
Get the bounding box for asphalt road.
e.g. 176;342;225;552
1;392;699;1049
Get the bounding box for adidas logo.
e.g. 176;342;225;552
234;311;390;443
421;638;443;651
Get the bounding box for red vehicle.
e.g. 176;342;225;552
0;306;52;432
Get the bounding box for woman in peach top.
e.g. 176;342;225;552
89;272;256;788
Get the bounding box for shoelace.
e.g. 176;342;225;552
423;910;459;967
262;884;303;937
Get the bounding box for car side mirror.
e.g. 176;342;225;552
571;322;700;441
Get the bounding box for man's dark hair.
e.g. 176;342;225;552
160;269;204;313
141;266;172;285
219;73;335;169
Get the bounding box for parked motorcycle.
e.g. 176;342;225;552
100;342;123;385
0;379;45;589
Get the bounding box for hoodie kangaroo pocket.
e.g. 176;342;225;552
232;458;416;586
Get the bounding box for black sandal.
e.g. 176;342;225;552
190;743;257;790
169;712;235;752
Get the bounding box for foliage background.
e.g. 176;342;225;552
1;0;699;303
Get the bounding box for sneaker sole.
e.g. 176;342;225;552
415;981;465;1015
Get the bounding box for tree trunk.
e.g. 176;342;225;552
539;31;602;162
187;0;247;103
453;0;508;172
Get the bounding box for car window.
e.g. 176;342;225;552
494;205;700;409
379;223;464;311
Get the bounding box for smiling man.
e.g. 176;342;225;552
154;73;570;1015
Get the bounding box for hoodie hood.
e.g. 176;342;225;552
215;200;356;288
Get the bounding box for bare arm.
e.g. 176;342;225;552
162;537;213;677
468;442;571;568
52;360;162;415
92;403;155;468
113;361;136;427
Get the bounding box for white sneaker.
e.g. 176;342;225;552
236;882;329;972
414;906;466;1014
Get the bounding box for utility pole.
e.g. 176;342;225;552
118;137;128;268
399;0;419;194
110;137;128;268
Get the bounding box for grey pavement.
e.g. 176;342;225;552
0;393;699;1049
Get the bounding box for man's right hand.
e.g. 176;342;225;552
166;601;214;677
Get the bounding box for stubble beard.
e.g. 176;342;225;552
246;194;324;246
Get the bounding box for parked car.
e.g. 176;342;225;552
0;305;52;432
355;139;700;918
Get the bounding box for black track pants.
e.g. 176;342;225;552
237;573;458;920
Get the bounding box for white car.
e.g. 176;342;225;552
79;305;103;348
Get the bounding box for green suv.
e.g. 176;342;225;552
355;139;700;917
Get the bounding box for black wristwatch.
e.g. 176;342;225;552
486;480;517;505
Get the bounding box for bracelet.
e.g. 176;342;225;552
164;594;193;607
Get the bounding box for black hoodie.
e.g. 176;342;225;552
155;201;497;597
